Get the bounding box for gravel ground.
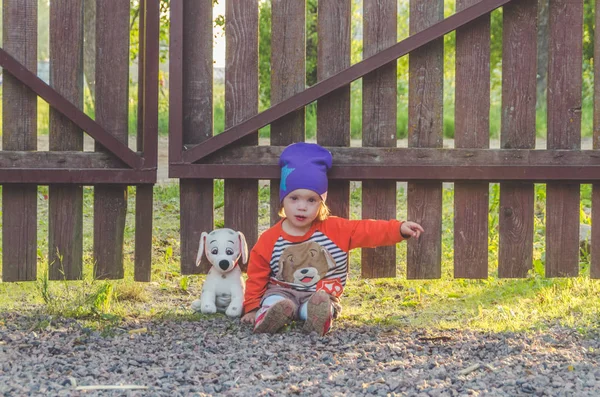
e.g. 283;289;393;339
1;312;599;397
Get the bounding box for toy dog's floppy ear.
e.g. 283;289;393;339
196;231;209;267
238;231;248;265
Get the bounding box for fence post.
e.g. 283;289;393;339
2;0;38;282
361;0;397;278
93;1;130;279
48;0;85;280
545;1;583;277
407;0;444;279
498;0;537;278
453;0;490;279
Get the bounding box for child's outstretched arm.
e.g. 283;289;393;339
400;221;424;239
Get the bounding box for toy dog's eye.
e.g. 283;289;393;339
226;248;234;255
211;248;218;255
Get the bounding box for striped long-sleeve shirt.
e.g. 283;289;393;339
243;216;404;314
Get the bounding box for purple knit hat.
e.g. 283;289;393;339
279;142;332;202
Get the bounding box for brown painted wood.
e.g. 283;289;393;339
172;163;600;183
361;0;397;279
93;1;130;279
223;0;259;259
269;0;306;226
545;0;582;277
180;0;214;274
0;49;142;169
454;0;490;279
591;0;600;279
202;146;600;167
134;0;160;281
135;185;153;281
2;0;38;282
182;0;515;164
48;0;84;280
0;169;155;184
316;0;351;219
498;0;537;278
407;0;444;279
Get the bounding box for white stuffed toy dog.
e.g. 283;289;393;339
191;228;248;318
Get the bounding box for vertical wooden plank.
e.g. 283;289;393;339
545;0;582;277
48;0;84;280
592;0;600;279
180;0;214;274
453;0;490;279
498;0;537;278
269;0;306;225
2;0;38;282
135;0;159;282
316;0;351;219
361;0;397;278
135;185;153;281
93;1;130;279
224;0;259;261
407;0;444;279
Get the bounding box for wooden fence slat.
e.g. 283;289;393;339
135;185;153;281
316;0;351;219
269;0;306;225
498;0;537;278
407;0;444;279
48;0;84;280
361;0;397;278
223;0;259;264
134;0;159;281
180;0;214;274
453;0;490;279
593;0;600;278
2;0;38;282
93;1;130;279
545;0;582;277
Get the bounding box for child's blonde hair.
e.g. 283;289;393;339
279;201;331;222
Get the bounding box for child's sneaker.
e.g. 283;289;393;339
303;290;333;336
253;299;296;334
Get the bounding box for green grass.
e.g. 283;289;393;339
0;182;598;335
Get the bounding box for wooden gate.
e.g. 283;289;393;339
169;0;600;279
0;0;159;282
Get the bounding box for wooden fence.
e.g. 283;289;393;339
0;0;598;283
169;0;599;280
0;0;159;282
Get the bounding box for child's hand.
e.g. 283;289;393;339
400;221;424;239
241;310;257;324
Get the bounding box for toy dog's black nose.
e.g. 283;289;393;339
219;260;229;270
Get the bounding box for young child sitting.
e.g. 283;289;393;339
240;142;424;335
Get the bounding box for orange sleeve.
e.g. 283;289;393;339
243;232;276;314
323;217;404;251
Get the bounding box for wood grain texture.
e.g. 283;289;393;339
317;0;351;219
135;184;153;281
407;0;444;279
453;0;490;279
269;0;306;225
2;0;38;281
93;1;130;279
224;0;259;257
180;0;214;274
361;0;397;279
48;0;84;280
498;0;537;278
545;0;583;277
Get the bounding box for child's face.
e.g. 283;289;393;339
282;189;322;233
